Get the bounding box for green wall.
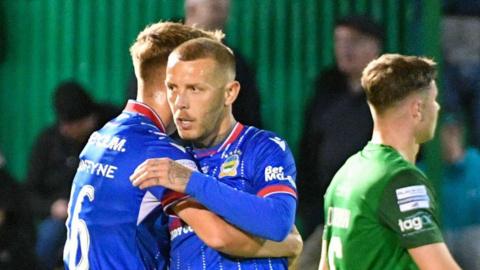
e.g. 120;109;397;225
0;0;441;181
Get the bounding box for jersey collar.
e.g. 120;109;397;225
193;122;244;158
123;100;166;133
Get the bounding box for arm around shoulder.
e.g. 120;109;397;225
173;199;301;258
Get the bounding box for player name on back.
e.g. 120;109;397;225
77;159;118;179
88;132;127;152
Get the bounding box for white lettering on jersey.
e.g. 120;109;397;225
269;137;286;151
398;214;433;233
170;225;194;240
88;132;127;152
327;207;351;229
396;185;427;200
398;217;423;232
265;166;293;182
77;160;118;179
399;200;430;212
396;185;430;212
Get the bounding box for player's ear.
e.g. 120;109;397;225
410;95;424;122
224;81;240;106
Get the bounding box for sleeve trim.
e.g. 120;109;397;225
161;191;190;215
257;185;297;199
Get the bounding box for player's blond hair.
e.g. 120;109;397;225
361;54;436;113
130;22;223;82
169;37;236;81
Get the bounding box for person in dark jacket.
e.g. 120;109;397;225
0;152;37;270
297;16;383;239
26;81;119;269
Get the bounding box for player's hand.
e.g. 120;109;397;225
130;158;193;193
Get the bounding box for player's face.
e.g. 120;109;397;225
417;81;440;143
334;26;380;77
166;57;229;145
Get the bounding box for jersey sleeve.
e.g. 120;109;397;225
378;168;444;249
247;135;297;199
186;171;296;241
183;134;298;241
143;140;198;214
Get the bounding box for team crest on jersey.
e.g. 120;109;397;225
219;154;240;178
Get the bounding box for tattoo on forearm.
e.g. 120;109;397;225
168;161;192;187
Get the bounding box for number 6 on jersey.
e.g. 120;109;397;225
64;185;95;270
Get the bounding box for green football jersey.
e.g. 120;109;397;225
322;142;444;270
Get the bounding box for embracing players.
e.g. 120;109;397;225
64;22;301;270
130;38;299;269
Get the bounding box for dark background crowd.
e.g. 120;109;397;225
0;0;479;269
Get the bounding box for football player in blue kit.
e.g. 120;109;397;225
64;22;301;270
131;38;299;269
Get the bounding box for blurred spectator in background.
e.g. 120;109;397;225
442;7;480;147
297;15;383;241
26;81;119;269
127;0;262;127
0;151;37;269
440;115;480;270
443;0;480;16
184;0;262;127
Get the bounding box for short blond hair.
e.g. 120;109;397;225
361;54;436;112
170;37;236;81
130;22;223;82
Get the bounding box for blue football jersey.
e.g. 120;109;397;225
63;100;195;270
167;123;297;269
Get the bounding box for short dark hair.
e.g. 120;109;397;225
53;81;95;122
361;54;437;112
336;15;384;45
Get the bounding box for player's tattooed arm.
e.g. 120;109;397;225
130;158;192;193
168;159;192;187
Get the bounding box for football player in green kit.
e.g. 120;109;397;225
319;54;460;270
